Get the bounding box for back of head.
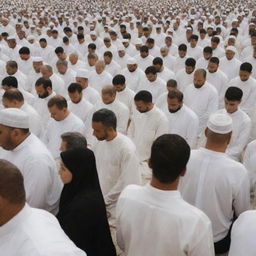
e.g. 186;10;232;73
1;76;18;88
3;88;24;102
225;86;243;101
150;134;190;184
0;160;25;204
61;132;87;150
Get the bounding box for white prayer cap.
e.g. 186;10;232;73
207;112;232;134
90;31;97;35
76;69;89;78
0;108;29;129
7;36;16;41
27;35;35;41
122;39;129;43
167;28;174;33
127;57;137;65
226;46;237;53
32;56;43;62
134;38;143;45
117;45;125;51
156;24;162;29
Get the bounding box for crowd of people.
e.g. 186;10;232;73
0;0;256;255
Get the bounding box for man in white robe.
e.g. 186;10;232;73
103;51;121;77
196;46;213;69
163;90;199;148
187;34;203;60
135;45;154;72
179;112;250;255
0;160;86;256
92;108;140;225
152;57;176;82
0;108;62;214
128;90;168;182
17;46;33;75
217;87;251;161
42;95;85;159
116;134;214;256
160;46;176;71
174;44;188;72
184;69;218;135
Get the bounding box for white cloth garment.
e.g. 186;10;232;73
115;87;135;116
82;86;101;104
42;112;85;159
157;67;176;82
176;69;194;91
116;184;215;256
179;148;251;242
184;82;218;134
104;60;121;77
0;134;62;214
58;68;76;90
88;70;113;92
217;108;251;161
228;210;256;256
121;67;145;92
135;54;154;72
0;204;86;256
163;105;199;148
48;73;67;97
92;133;141;223
219;57;241;81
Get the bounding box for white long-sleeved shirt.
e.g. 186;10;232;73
217;108;251;161
184;82;218;134
134;54;154;72
179;148;251;242
0;134;62;213
228;210;256;256
88;70;113;93
0;204;86;256
219;57;241;81
116;184;214;256
92;133;141;222
163;105;199;148
176;69;194;91
121;67;145;92
42;112;85;159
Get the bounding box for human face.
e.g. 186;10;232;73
59;140;67;152
168;98;182;113
135;100;151;113
203;51;212;60
75;77;88;89
225;50;235;60
56;64;67;74
193;72;206;88
33;61;43;73
127;64;137;72
35;84;49;98
104;56;111;64
207;62;218;73
2;98;17;108
146;73;157;82
0;124;16;150
153;64;161;72
190;39;197;48
160;48;168;57
178;50;186;58
95;63;104;74
39;41;47;48
92;121;108;141
165;38;172;47
59;160;73;184
113;84;125;92
40;66;51;78
225;98;240;113
140;51;148;58
88;57;97;66
69;55;78;65
102;93;115;104
68;91;82;103
48;105;66;121
6;65;16;75
185;65;194;74
118;50;125;57
211;41;218;49
239;70;250;81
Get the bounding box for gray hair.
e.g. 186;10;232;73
61;132;87;150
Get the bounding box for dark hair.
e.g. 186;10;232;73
150;134;190;183
146;38;154;44
211;36;220;44
48;95;68;109
209;57;219;64
77;34;84;40
88;43;96;50
92;108;117;130
104;51;113;58
63;36;69;43
3;89;24;101
19;46;30;55
240;62;252;73
134;90;152;103
190;34;199;41
185;58;196;67
225;86;243;101
178;44;187;51
35;77;52;89
0;159;26;204
167;79;177;88
112;74;125;85
6;61;18;69
153;57;163;66
68;83;83;93
61;132;87;149
203;46;213;54
63;27;72;33
55;46;64;54
39;38;47;43
140;45;149;52
168;89;183;102
199;28;207;34
145;66;157;75
1;76;18;88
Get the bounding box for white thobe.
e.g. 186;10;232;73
48;73;67;97
135;54;154;72
92;100;130;134
187;45;203;60
196;57;209;69
162;54;176;71
42;112;85;159
219;57;242;81
105;60;121;77
37;45;55;63
0;204;86;256
124;44;137;57
114;54;131;69
148;46;160;57
163;105;199;148
92;133;141;223
88;70;113;93
243;140;256;192
179;148;251;242
121;67;145;92
228;210;256;256
20;102;43;137
116;87;135;116
82;86;101;104
17;57;33;76
27;70;42;94
139;77;166;102
184;82;218;134
174;56;188;72
11;70;27;91
228;76;256;117
116;185;214;256
176;69;194;91
57;69;76;90
207;69;229;108
212;46;225;58
158;67;176;82
217;108;251;161
69;60;86;72
6;45;21;62
0;134;62;213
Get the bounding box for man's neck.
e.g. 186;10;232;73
150;176;179;191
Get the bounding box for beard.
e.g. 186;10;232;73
38;91;49;99
168;106;181;113
194;83;204;89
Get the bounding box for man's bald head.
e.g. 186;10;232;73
95;60;105;74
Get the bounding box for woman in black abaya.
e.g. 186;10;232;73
57;147;116;256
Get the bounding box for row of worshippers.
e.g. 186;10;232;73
0;107;255;256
